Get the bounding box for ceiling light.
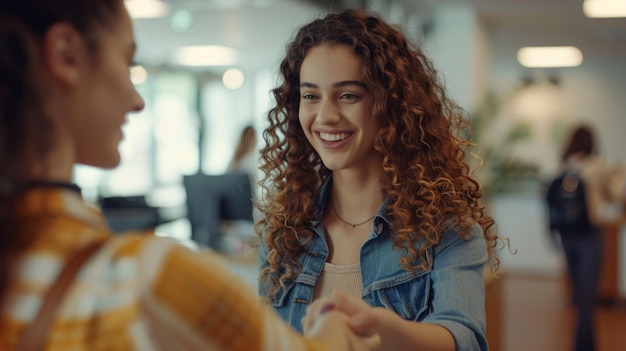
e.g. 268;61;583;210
172;45;239;67
125;0;170;19
583;0;626;18
517;46;583;68
222;68;245;90
170;8;194;33
131;65;148;85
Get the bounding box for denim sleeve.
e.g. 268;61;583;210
422;223;489;351
257;239;269;298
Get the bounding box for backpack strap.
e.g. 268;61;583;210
17;240;107;351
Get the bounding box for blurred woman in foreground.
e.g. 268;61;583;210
0;1;378;350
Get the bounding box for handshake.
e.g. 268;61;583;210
303;292;382;351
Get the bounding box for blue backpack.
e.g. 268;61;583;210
545;170;592;234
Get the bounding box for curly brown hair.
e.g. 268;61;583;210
256;9;500;303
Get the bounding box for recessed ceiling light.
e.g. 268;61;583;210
172;46;239;67
583;0;626;18
517;46;583;68
125;0;170;19
170;8;194;33
222;68;245;90
131;65;148;85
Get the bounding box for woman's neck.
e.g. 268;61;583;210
24;143;75;184
331;171;384;216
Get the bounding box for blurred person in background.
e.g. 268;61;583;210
228;123;259;201
555;124;625;351
227;124;258;175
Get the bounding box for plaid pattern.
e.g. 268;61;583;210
0;188;325;351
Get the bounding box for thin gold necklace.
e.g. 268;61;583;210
330;198;376;228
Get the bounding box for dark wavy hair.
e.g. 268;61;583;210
562;124;596;161
0;0;124;300
256;9;501;303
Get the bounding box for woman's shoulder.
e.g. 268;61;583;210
104;233;194;265
566;153;607;170
96;234;222;296
437;219;485;248
571;155;617;181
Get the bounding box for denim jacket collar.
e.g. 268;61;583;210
259;174;489;350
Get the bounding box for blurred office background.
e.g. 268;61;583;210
74;0;626;349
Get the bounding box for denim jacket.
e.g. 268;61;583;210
258;177;489;351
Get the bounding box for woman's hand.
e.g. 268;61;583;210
305;307;381;351
303;291;456;351
303;291;383;341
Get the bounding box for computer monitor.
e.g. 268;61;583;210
99;195;161;233
183;172;254;250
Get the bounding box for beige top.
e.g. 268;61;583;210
313;262;363;300
565;154;625;226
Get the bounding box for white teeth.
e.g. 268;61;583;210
319;132;350;141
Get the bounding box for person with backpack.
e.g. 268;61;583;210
549;124;624;351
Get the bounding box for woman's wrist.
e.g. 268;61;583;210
306;311;353;350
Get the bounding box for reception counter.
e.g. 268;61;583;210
599;218;625;305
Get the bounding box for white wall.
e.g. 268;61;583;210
424;4;489;113
490;33;626;167
490;194;564;276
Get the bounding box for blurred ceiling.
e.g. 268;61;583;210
131;0;626;74
131;0;327;74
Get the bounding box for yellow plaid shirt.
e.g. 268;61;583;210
0;188;324;351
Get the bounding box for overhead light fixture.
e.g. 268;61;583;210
583;0;626;18
170;8;194;33
517;46;583;68
130;65;148;85
222;68;245;90
172;45;239;67
125;0;170;19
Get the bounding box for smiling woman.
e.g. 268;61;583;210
257;8;503;351
299;45;377;172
